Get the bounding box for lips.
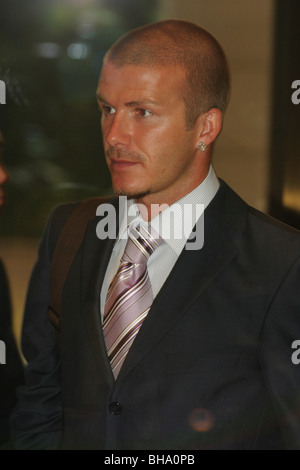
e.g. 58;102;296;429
106;147;143;166
110;159;139;168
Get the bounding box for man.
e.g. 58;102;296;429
0;128;25;447
10;20;300;450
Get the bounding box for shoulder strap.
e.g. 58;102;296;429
48;196;109;349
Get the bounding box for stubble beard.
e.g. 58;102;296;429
113;187;152;202
106;146;152;201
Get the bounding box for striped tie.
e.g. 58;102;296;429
103;225;162;378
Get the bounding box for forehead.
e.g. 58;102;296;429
97;62;186;103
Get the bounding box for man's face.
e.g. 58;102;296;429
0;131;9;208
97;62;205;207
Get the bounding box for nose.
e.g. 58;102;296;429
0;164;9;186
104;112;132;148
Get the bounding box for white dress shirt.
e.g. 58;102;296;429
100;165;220;319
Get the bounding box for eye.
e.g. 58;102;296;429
136;108;152;117
100;104;116;115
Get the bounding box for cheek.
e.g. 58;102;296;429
140;124;178;156
146;130;191;171
101;121;109;143
145;151;180;186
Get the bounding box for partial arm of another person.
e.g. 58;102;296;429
9;204;77;450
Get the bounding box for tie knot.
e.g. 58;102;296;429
122;225;162;265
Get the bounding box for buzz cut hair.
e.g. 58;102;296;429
104;19;230;129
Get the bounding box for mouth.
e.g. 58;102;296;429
110;159;140;169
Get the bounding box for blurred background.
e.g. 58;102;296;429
0;0;299;354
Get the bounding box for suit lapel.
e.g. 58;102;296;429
80;198;119;383
116;181;248;382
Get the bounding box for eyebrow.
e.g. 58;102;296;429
96;94;159;108
125;99;159;108
96;94;109;105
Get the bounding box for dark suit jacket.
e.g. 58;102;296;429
0;259;24;447
10;180;300;450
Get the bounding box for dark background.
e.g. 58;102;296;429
0;0;300;237
0;0;158;236
268;0;300;229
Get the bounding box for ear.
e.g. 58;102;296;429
193;108;223;150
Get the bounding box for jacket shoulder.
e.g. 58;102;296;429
46;196;116;257
247;205;300;256
248;205;300;237
218;179;300;258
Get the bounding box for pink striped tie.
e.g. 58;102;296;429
103;225;162;378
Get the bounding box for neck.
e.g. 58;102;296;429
134;165;211;221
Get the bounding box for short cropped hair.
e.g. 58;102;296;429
104;19;230;129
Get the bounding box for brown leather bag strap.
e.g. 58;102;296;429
48;196;109;349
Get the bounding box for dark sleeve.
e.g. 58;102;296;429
260;255;300;449
9;203;77;450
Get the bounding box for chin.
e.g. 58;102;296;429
114;187;151;200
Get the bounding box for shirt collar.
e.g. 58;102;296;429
116;164;219;254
